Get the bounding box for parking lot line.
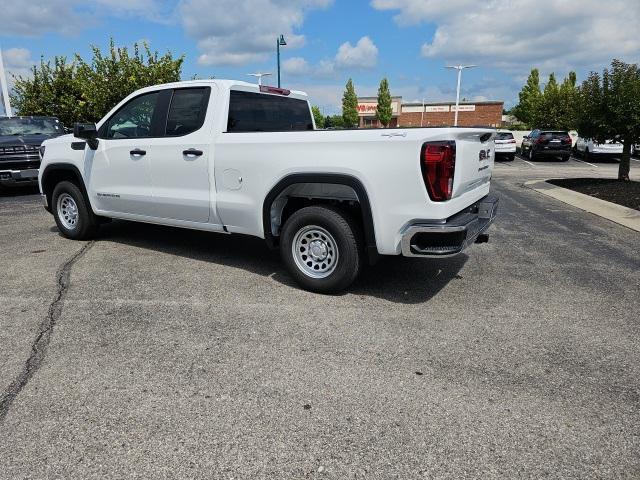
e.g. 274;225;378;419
573;157;599;168
521;158;537;168
631;158;640;163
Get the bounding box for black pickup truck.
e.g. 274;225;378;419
0;116;65;189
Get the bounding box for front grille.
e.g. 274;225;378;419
0;145;39;156
0;144;40;166
0;160;40;170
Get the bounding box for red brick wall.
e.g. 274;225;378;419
398;103;503;127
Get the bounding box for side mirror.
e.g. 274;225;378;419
74;123;99;150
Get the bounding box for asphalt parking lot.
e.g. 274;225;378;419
1;155;639;479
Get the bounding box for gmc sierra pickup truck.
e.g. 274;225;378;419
0;116;65;189
39;80;498;292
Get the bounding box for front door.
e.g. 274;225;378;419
88;90;160;217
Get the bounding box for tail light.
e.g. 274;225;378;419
420;141;456;201
536;136;546;144
563;136;572;144
509;139;516;143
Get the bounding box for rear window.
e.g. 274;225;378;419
496;132;514;140
227;90;313;132
541;131;569;138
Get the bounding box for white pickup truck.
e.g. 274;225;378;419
38;79;498;292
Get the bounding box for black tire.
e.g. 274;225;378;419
584;148;590;161
561;155;570;162
529;147;537;161
52;180;98;240
280;205;363;293
508;154;515;161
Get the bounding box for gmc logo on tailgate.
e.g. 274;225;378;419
479;148;491;161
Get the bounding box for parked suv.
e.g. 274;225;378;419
495;131;516;161
520;129;572;161
575;136;622;160
0;116;65;189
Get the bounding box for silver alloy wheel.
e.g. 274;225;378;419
57;193;79;230
292;225;339;279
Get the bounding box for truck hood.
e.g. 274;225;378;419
0;133;61;147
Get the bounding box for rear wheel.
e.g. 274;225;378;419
561;155;570;162
584;148;590;161
508;154;515;161
52;181;98;240
529;147;537;161
280;205;363;293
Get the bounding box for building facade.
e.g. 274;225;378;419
356;97;504;128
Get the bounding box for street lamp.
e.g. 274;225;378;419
247;72;272;86
0;47;13;117
276;34;286;88
445;64;476;126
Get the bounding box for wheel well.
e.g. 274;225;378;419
263;174;378;263
41;165;87;213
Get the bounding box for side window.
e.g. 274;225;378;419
165;87;210;136
227;90;313;132
103;91;160;139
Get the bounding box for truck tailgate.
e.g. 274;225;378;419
451;130;494;199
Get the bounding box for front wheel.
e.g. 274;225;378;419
280;206;363;293
529;147;537;161
52;181;98;240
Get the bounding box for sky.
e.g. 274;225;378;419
1;0;640;116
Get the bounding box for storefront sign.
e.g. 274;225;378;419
424;105;450;113
451;104;476;112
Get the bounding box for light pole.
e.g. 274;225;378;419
446;64;476;126
247;72;272;86
276;34;286;88
0;47;12;117
420;98;425;127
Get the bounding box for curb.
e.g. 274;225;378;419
524;180;640;233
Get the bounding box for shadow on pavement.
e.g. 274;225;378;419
93;219;466;305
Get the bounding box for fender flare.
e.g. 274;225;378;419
262;173;378;263
41;163;91;213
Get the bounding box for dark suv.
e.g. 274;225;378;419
0;116;65;189
521;129;572;161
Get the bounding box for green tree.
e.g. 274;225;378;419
342;78;359;128
311;105;325;129
575;59;640;181
325;114;345;129
11;38;184;126
375;77;393;127
512;68;542;127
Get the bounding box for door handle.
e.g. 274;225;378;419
130;149;146;156
183;149;203;157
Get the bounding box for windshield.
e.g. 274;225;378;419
0;118;63;136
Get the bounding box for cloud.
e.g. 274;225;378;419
2;48;35;87
335;36;378;69
1;1;85;36
0;0;176;37
371;0;640;73
180;0;332;66
283;36;379;79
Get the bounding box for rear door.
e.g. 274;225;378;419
146;86;222;225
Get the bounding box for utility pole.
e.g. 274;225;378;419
420;98;425;127
276;34;286;88
445;64;476;126
247;72;272;86
0;47;13;117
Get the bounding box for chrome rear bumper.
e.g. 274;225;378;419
401;194;499;257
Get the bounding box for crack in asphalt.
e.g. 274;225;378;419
0;241;95;423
